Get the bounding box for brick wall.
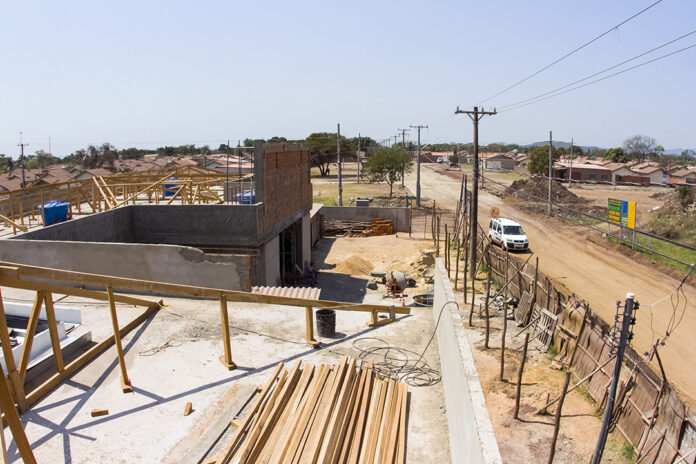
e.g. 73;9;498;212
259;144;312;234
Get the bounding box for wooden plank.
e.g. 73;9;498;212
184;402;193;416
0;289;17;373
91;408;109;417
375;378;398;464
358;377;386;464
18;291;45;383
291;365;340;464
92;177;112;209
347;363;374;464
260;365;316;464
317;358;357;463
0;213;27;233
383;381;405;464
0;261;408;315
0;276;159;308
278;364;331;464
0;365;36;464
239;363;304;464
107;286;132;392
43;292;65;373
218;294;236;370
395;382;408;464
25;304;157;408
297;356;349;463
217;362;285;463
335;365;369;463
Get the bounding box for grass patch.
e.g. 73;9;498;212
608;235;696;273
484;170;528;182
312;181;413;207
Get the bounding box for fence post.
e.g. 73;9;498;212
548;371;572;464
514;333;530;420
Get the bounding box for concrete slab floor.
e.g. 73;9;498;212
3;287;450;463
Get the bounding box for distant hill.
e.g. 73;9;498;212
664;148;695;156
522;141;602;152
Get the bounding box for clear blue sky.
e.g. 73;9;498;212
1;0;694;158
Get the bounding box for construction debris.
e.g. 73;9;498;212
214;357;408;464
184;402;193;416
91;409;109;417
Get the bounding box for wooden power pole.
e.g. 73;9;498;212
337;123;342;206
410;124;428;208
455;106;496;281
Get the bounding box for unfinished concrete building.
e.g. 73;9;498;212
0;142;313;291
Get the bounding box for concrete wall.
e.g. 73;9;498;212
15;207;134;243
263;235;280;286
0;240;253;291
319;206;412;233
432;258;502;464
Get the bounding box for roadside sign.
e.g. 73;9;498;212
608;198;636;229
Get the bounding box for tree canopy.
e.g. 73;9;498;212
362;146;413;196
623;135;658;163
305;132;355;176
529;145;559;175
605;147;629;163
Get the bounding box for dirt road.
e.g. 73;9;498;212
405;163;696;407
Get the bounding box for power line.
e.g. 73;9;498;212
499;42;696;112
477;0;664;105
498;29;696;110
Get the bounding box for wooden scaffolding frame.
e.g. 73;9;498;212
0;261;406;462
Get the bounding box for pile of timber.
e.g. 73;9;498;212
363;219;393;237
322;219;372;236
215;356;408;464
321;218;394;237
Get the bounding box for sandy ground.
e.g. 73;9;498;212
4;236;450;463
405;163;696;410
459;287;631;463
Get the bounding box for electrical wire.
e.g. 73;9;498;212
497;28;696;110
499;42;696;112
477;0;664;105
158;299;456;387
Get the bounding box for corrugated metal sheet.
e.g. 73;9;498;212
251;286;321;300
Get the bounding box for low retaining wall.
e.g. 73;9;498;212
0;240;253;292
318;206;411;233
432;258;502;464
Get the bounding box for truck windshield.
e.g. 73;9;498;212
503;225;524;235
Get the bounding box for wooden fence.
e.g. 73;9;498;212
478;242;696;463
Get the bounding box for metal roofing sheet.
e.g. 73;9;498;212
251;286;321;300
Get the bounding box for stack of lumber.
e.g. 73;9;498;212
215;356;408;464
363;219;393;237
322;219;372;236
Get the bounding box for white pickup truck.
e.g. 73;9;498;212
488;217;529;251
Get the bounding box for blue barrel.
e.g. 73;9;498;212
38;201;71;226
236;190;256;204
164;178;180;197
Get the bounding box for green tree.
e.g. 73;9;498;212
305;132;355;176
267;136;287;143
605;147;629;163
529;145;559;175
243;138;255;147
363;146;413;196
34;149;60;169
0;155;13;173
623;135;657;163
680;149;695;163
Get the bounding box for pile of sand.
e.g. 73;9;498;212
332;255;374;276
505;177;585;204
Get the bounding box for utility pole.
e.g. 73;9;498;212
225;139;230;204
337;123;342;206
455;106;496;281
568;138;574;187
237;139;242;179
17;132;28;189
410;124;427;208
356;132;361;184
398;128;409;187
548;131;553;216
591;293;638;464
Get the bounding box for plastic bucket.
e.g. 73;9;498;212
315;309;336;338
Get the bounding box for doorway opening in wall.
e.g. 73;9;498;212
279;219;304;285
